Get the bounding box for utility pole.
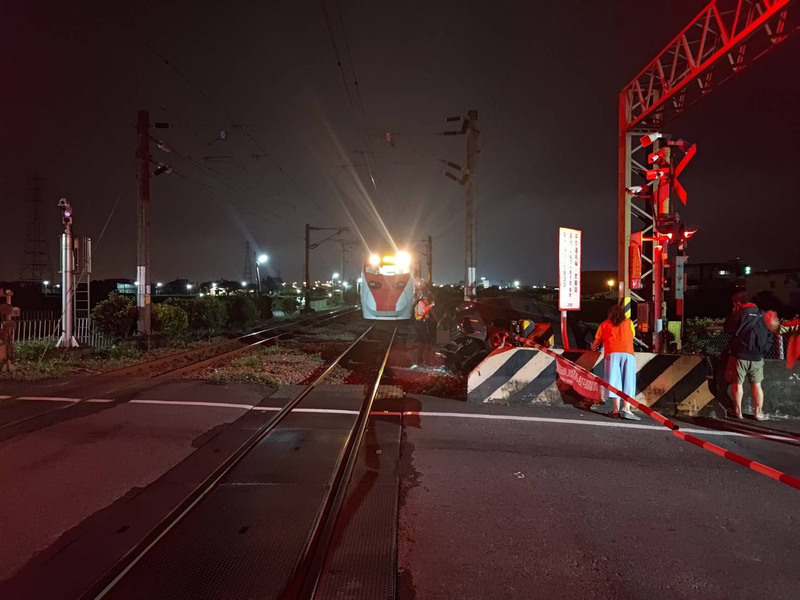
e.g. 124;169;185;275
135;110;171;346
304;224;349;312
426;235;433;284
464;110;478;300
136;110;152;342
304;223;311;312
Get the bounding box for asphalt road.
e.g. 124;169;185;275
397;397;800;600
1;378;798;599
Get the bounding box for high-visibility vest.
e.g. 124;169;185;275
415;299;431;321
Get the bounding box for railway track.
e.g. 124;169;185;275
83;324;399;600
0;307;359;436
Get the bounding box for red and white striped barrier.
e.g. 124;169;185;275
530;342;800;492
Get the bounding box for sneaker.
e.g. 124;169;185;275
621;411;641;421
754;413;768;421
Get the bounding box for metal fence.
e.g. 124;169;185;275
684;328;785;360
12;318;115;349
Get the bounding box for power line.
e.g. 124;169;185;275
318;0;353;107
141;39;324;212
171;170;285;224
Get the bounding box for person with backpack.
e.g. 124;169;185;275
724;291;773;420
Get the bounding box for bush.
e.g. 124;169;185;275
152;303;189;337
92;292;136;338
168;296;228;335
227;295;260;330
255;295;273;320
273;295;300;314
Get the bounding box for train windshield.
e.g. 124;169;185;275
364;252;412;276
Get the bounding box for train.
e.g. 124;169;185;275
360;251;415;320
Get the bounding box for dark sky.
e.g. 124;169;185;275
3;0;799;285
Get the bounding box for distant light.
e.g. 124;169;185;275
211;282;217;289
514;280;520;287
156;282;163;288
357;277;362;283
43;280;50;285
744;266;752;275
328;293;332;297
257;253;268;264
343;282;349;289
719;270;729;276
241;281;248;287
134;280;140;285
480;276;486;280
369;254;380;266
332;272;340;279
396;251;411;268
186;284;193;290
199;293;204;297
56;284;61;288
607;279;615;287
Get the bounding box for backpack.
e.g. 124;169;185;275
752;310;774;357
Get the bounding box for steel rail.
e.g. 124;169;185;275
291;326;397;600
84;323;377;600
0;308;358;435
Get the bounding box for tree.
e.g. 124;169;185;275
152;303;189;337
92;292;136;338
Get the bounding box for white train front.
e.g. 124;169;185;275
360;251;414;320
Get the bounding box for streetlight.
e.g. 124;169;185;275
42;280;50;293
186;283;193;293
255;253;268;293
514;280;520;288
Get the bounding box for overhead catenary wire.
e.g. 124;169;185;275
141;40;324;212
143;93;299;212
171;170;285;224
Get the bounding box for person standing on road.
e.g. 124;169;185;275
413;292;435;365
724;291;774;420
591;303;640;420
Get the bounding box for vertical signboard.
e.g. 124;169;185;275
674;255;687;300
629;231;643;290
558;227;582;311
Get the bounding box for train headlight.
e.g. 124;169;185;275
369;254;380;266
396;251;411;268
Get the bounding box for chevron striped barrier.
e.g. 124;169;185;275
468;347;725;418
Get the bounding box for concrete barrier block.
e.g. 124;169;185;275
468;347;726;418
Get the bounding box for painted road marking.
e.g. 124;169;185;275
10;395;800;444
18;396;81;403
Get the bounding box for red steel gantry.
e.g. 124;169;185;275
617;0;800;351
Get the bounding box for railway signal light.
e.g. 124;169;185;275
57;198;73;226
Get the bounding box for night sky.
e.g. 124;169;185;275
3;0;799;285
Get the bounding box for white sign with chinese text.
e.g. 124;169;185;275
559;227;581;311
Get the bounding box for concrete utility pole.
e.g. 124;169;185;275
136;110;152;341
426;235;433;284
304;224;349;312
464;110;478;300
304;223;312;312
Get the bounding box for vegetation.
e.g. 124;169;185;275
92;292;136;338
227;295;260;330
151;303;189;337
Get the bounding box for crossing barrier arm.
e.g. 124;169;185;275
529;343;800;492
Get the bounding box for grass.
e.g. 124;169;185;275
200;343;351;387
2;337;224;381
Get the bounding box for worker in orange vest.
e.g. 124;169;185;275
413;291;436;365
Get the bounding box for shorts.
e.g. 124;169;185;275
603;352;636;400
735;358;764;384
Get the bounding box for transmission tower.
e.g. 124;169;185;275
19;174;54;283
243;241;254;283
